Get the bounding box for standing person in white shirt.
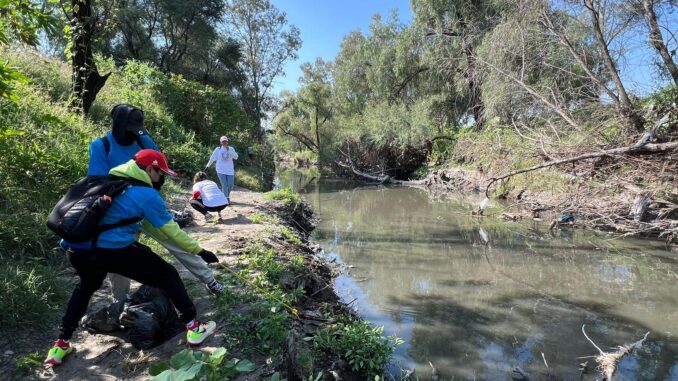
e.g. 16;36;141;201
190;172;229;221
206;136;239;202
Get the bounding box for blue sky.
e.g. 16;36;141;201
269;1;676;96
270;0;413;93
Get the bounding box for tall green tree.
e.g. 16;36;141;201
411;0;506;130
0;0;55;100
274;59;333;161
224;0;301;133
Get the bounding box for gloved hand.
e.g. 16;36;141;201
198;249;219;264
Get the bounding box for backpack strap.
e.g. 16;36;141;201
101;135;145;156
102;136;111;155
91;177;151;248
91;217;145;249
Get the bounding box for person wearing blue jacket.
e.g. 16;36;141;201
86;105;223;325
45;150;217;365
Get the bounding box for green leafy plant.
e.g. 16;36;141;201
265;187;301;207
289;254;305;273
251;212;279;224
14;351;42;377
150;348;255;381
314;319;403;378
280;227;303;246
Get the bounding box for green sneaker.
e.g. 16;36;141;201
44;340;73;366
186;321;217;346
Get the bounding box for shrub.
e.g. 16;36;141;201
314;319;402;378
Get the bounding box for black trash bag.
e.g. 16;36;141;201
119;285;185;350
171;208;194;228
80;303;124;333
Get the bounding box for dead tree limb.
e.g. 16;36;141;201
335;149;401;184
582;325;650;381
485;140;678;197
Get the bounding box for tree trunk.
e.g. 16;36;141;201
462;40;485;130
642;0;678;85
631;192;651;222
71;0;110;115
314;105;321;161
584;0;644;132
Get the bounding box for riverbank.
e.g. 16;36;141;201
415;164;678;245
5;186;397;380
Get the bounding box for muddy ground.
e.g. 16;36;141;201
4;186;356;381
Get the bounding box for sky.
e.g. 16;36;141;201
269;1;676;97
270;0;413;94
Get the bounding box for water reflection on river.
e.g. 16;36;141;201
277;170;678;381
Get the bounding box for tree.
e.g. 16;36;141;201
69;0;111;114
224;0;301;133
0;0;55;100
411;0;506;130
639;0;678;85
274;59;333;161
92;0;239;86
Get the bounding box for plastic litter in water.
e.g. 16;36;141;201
479;197;490;210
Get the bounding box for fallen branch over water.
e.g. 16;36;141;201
485;140;678;197
485;110;676;196
335;149;402;184
582;324;650;380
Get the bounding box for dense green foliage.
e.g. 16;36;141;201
0;47;266;263
273;0;678;180
0;0;55;100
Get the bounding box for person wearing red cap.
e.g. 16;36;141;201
85;104;223;336
45;150;217;366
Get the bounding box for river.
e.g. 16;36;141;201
277;170;678;381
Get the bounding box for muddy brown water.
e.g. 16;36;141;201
277;171;678;381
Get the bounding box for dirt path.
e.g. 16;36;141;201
16;187;330;381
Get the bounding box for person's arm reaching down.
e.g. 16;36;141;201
205;148;217;169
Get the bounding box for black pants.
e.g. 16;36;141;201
59;243;196;340
190;199;227;215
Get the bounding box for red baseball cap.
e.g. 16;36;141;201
134;149;177;177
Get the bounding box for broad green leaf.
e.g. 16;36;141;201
151;363;203;381
170;349;196;369
235;359;256;372
208;347;227;365
148;362;169;376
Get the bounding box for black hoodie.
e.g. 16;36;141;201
111;104;148;145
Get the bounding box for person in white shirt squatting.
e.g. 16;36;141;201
190;172;229;221
206;136;238;203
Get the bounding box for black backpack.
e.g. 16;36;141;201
47;176;150;246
